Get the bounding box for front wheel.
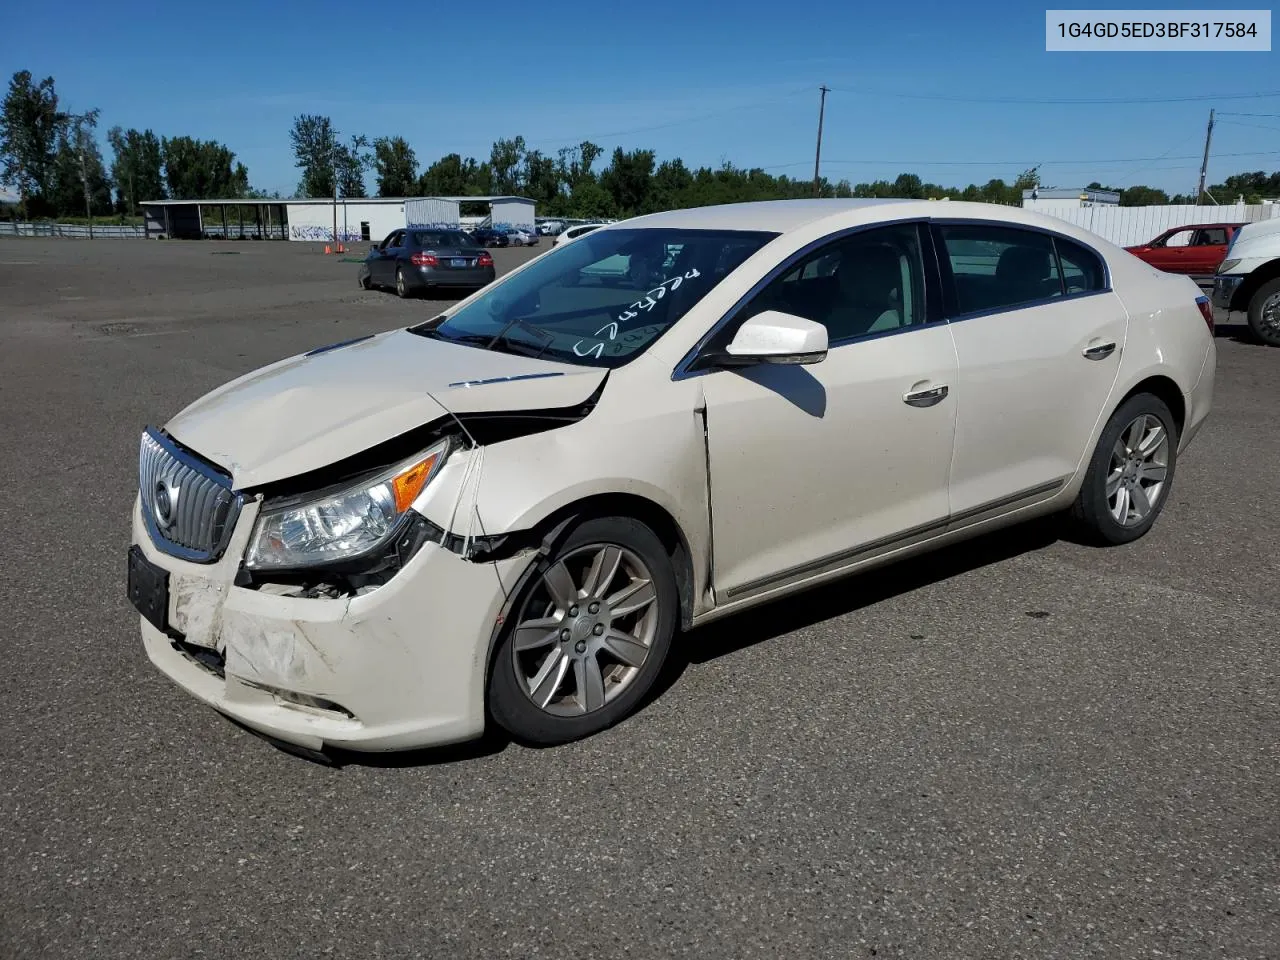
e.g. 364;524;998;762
1246;278;1280;347
1069;393;1178;545
488;517;678;746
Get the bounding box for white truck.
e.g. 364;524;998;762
1212;216;1280;347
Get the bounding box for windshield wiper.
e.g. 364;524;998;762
432;319;554;360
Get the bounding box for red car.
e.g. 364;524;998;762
1124;223;1244;276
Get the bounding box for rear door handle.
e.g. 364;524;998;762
1083;342;1117;361
903;384;949;408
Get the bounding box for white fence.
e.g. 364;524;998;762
1025;202;1280;247
0;221;146;239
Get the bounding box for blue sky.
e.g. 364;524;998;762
7;0;1279;197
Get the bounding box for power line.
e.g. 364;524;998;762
761;149;1280;169
827;86;1280;105
1217;111;1280;118
1218;118;1280;134
525;87;812;148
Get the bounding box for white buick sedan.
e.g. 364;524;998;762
128;199;1216;755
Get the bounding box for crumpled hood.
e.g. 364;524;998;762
164;328;607;489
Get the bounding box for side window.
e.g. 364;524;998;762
1054;236;1106;294
1163;229;1194;248
1194;228;1228;246
741;223;926;343
938;224;1063;315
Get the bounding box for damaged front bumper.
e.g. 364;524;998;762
131;496;517;752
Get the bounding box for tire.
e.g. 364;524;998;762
1069;393;1179;546
1245;278;1280;347
488;516;678;746
359;271;372;291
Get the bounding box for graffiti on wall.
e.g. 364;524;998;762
405;221;461;230
490;222;536;233
288;224;366;242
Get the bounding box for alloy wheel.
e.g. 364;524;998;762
1106;414;1170;526
1261;291;1280;338
511;544;660;717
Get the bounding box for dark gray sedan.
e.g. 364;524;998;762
359;228;496;298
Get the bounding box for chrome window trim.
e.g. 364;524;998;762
139;426;245;564
671;217;934;381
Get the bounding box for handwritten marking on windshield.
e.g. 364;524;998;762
571;268;702;358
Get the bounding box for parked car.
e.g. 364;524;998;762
471;227;510;248
358;228;495;298
508;229;536;246
1124;223;1244;276
554;222;605;246
1212;216;1280;346
128;199;1215;756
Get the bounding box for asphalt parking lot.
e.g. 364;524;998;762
1;236;1277;959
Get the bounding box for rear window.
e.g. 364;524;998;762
411;231;473;248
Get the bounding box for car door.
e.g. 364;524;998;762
933;222;1126;522
693;221;959;602
370;231;398;283
1147;227;1196;274
1188;227;1229;274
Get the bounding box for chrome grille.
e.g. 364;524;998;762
138;428;243;563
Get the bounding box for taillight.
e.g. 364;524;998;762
476;252;494;268
410;251;438;267
1195;295;1215;335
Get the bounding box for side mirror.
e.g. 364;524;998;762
715;310;829;366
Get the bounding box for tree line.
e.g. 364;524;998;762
282;113;1280;215
4;67;1277;221
0;70;260;219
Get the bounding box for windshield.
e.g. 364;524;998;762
410;227;777;368
411;231;474;248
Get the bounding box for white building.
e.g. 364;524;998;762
1021;187;1121;213
140;196;537;242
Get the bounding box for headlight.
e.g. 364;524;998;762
1217;259;1241;275
245;439;449;570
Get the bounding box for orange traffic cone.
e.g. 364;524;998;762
323;244;332;254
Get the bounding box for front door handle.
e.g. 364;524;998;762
903;384;949;408
1083;342;1117;361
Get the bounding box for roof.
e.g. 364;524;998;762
620;198;915;232
601;198;1127;245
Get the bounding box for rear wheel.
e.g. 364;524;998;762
488;517;677;746
1070;393;1178;545
1245;278;1280;347
395;266;410;298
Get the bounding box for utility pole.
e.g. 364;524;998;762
1196;108;1215;204
813;85;829;197
331;137;338;250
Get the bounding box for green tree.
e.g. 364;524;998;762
0;70;65;216
600;147;655;215
50;118;112;217
107;126;164;213
336;134;370;198
522;148;559;206
1119;185;1170;206
489;135;526;194
161;136;248;199
289;114;337;198
373;136;417;196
